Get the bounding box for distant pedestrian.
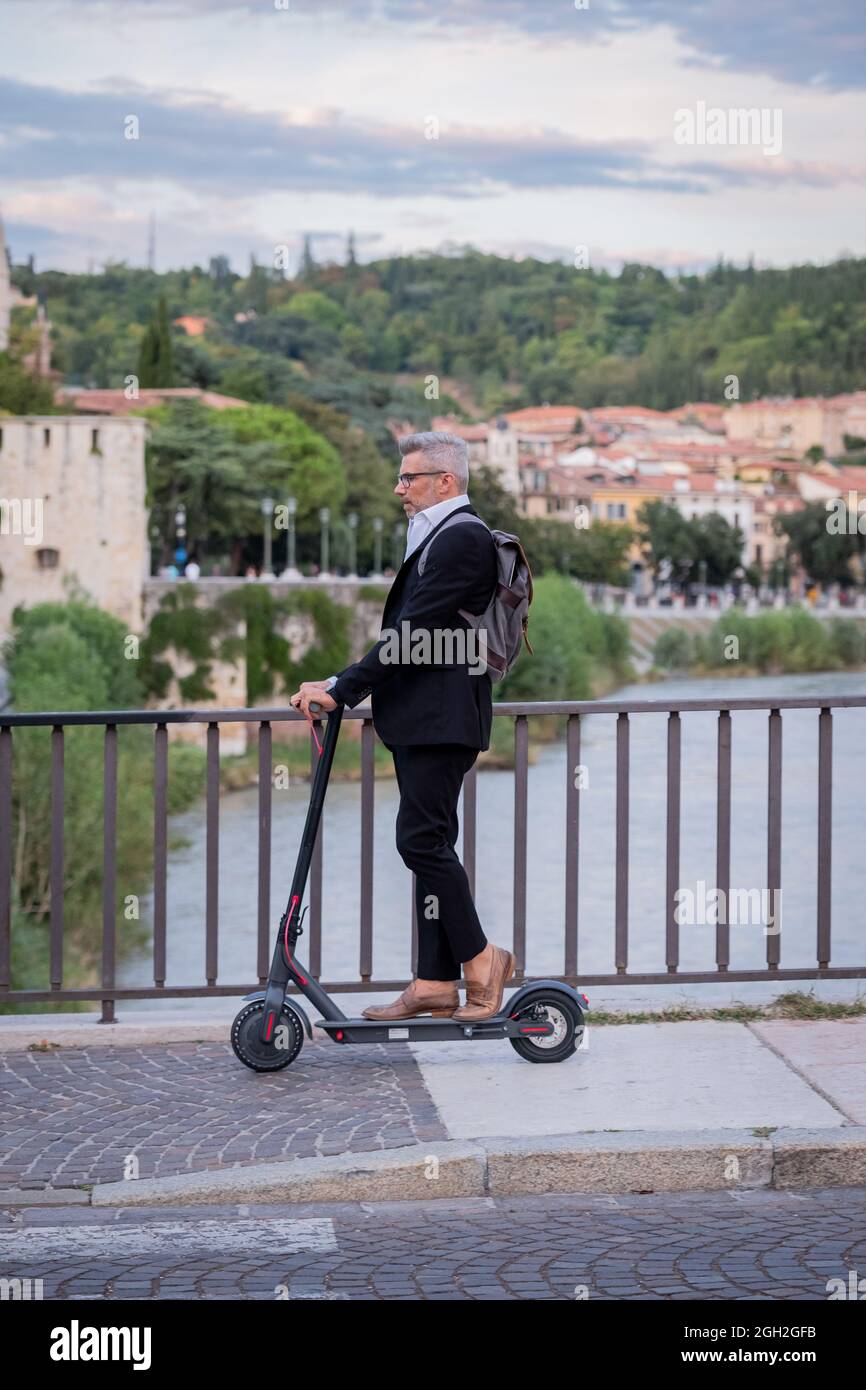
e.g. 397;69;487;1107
184;556;201;580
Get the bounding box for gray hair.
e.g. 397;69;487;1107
398;431;469;490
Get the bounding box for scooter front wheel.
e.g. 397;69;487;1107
509;991;584;1064
231;999;304;1072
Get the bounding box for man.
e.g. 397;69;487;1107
290;431;516;1021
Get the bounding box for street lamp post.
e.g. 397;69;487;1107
284;496;299;579
319;506;331;578
347;512;358;579
149;521;161;577
372;516;383;576
174;504;187;576
260;496;275;578
733;565;746;609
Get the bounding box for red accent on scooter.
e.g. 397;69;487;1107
286;957;308;986
282;895;309;983
283;894;300;970
520;1025;551;1033
307;713;323;757
281;899;309;985
265;1011;276;1041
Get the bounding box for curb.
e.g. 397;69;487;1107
93;1142;486;1207
0;1188;91;1207
24;1125;852;1207
0;1013;334;1051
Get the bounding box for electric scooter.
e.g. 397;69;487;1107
231;702;589;1071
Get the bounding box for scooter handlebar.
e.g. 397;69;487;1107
294;697;341;717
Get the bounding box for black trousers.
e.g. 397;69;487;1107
390;743;488;981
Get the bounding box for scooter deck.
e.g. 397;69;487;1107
316;1014;553;1043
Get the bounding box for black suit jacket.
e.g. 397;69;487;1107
332;503;498;749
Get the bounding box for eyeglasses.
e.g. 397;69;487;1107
396;470;449;488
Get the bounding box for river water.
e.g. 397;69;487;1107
120;670;866;1012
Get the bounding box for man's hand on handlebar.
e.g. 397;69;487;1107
290;680;338;718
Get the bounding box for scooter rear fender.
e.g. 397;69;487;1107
504;979;590;1018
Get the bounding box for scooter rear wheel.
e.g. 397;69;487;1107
231;1000;304;1072
509;991;583;1064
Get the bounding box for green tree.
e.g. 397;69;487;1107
300;235;317;282
144;398;344;570
693;512;744;586
638;501;743;587
283;391;401;564
0;352;58;413
144;399;278;568
137;294;175;387
779;501;865;586
638;500;697;585
2;601;152;991
499;574;631;700
212;402;347;528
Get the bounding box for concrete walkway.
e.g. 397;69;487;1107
2;1012;865;1206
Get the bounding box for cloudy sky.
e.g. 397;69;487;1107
1;0;864;275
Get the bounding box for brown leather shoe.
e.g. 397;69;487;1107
362;982;459;1021
453;946;516;1021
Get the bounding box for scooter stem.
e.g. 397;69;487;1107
258;701;344;1044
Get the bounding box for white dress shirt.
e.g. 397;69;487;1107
404;492;470;562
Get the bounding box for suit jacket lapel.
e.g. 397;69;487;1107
384;503;476;617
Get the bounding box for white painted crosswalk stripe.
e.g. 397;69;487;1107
0;1218;337;1261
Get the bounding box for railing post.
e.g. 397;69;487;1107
564;713;580;979
50;726;64;990
153;723;168;988
716;710;732;971
0;726;12;992
359;719;374;982
665;711;681;973
100;723;117;1024
817;708;832;969
513;714;529;979
767;709;782;967
257;720;272;984
615;712;629;973
205;722;220;986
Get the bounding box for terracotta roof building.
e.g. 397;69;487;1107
173;315;212;337
61;387;249;415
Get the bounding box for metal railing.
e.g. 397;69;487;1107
1;694;865;1021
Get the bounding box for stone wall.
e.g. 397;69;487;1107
142;576;392;754
0;415;149;638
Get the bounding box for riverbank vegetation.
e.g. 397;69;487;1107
1;599;205;1009
653;609;866;674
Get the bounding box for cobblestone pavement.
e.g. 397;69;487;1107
1;1188;864;1300
0;1043;446;1190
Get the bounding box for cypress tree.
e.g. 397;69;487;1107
138;295;175;388
300;235;316;281
155;295;174;387
136;319;159;387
